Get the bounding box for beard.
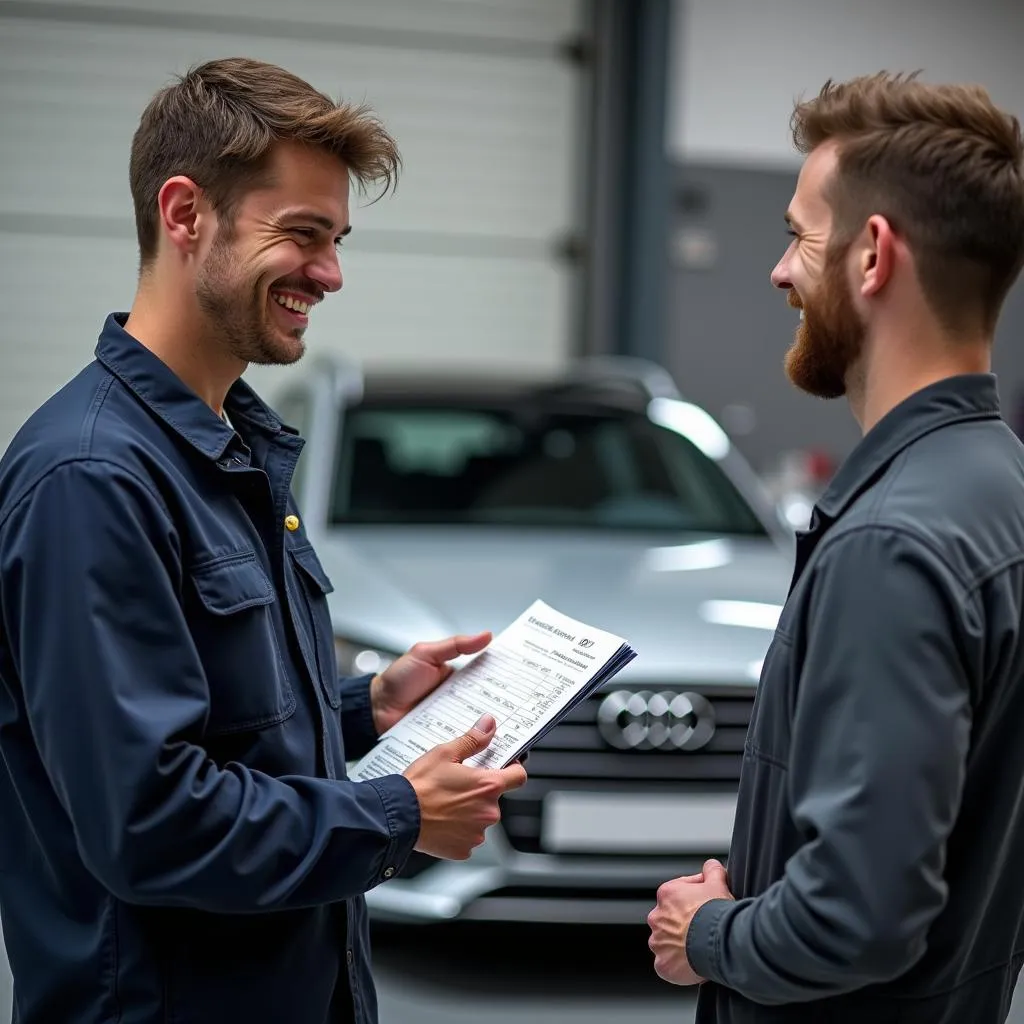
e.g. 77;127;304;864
195;227;309;367
784;242;866;399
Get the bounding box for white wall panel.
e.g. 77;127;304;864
0;18;579;239
15;0;582;43
0;0;586;451
668;0;1024;168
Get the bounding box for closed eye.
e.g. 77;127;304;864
291;227;317;242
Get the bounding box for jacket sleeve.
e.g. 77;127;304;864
686;525;975;1002
0;458;420;913
337;673;382;761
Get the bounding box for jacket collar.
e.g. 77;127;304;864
95;312;295;461
815;373;1001;522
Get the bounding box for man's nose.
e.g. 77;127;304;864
770;256;792;291
308;249;343;294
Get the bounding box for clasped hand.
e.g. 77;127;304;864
647;859;735;986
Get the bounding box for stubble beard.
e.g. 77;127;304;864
195;229;307;368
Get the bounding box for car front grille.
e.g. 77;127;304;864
499;685;754;855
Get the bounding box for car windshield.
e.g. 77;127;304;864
327;398;767;535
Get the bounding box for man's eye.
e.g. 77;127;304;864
291;228;316;241
334;237;346;251
786;229;798;239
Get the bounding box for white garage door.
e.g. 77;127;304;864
0;0;588;452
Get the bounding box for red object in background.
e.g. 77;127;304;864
805;449;836;485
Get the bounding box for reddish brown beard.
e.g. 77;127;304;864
784;243;866;399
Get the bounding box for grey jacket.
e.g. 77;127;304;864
692;374;1024;1023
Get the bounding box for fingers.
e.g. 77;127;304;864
495;761;528;792
455;630;492;655
446;714;497;763
702;858;728;885
655;873;702;905
413;631;492;665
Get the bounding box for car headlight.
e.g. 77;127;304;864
334;637;398;677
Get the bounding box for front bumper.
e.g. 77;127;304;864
365;684;751;924
365;828;721;925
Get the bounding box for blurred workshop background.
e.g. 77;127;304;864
1;1;1023;1021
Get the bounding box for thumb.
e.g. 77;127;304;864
703;858;729;887
447;714;497;763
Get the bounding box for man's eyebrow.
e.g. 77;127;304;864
283;210;352;236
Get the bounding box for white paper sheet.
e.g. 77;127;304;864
349;599;630;780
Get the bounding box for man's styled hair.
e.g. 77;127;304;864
129;57;401;268
791;72;1024;334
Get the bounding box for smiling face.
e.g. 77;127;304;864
194;141;351;367
771;141;867;399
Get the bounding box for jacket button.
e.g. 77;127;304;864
284;515;300;532
346;949;354;965
382;866;395;879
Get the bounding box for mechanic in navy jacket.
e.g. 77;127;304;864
0;57;526;1024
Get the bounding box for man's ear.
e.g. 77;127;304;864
156;176;209;257
859;215;896;298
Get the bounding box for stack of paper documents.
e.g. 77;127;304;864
350;599;637;781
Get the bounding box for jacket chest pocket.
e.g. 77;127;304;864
288;544;342;709
189;552;296;735
744;628;795;769
744;571;812;768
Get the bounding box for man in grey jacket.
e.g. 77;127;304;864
647;72;1024;1022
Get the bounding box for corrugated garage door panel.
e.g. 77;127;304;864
0;0;587;449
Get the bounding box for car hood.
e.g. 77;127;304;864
313;526;793;687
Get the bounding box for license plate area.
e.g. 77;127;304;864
540;791;736;854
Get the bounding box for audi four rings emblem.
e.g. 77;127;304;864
597;690;716;751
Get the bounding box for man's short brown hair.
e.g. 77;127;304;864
791;71;1024;334
129;57;401;268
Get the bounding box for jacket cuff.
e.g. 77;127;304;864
338;673;379;760
364;773;421;883
687;897;734;983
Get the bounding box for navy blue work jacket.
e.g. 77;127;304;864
0;313;420;1023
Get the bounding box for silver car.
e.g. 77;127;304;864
277;356;793;925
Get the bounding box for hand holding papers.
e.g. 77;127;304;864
351;600;637;781
400;713;527;860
